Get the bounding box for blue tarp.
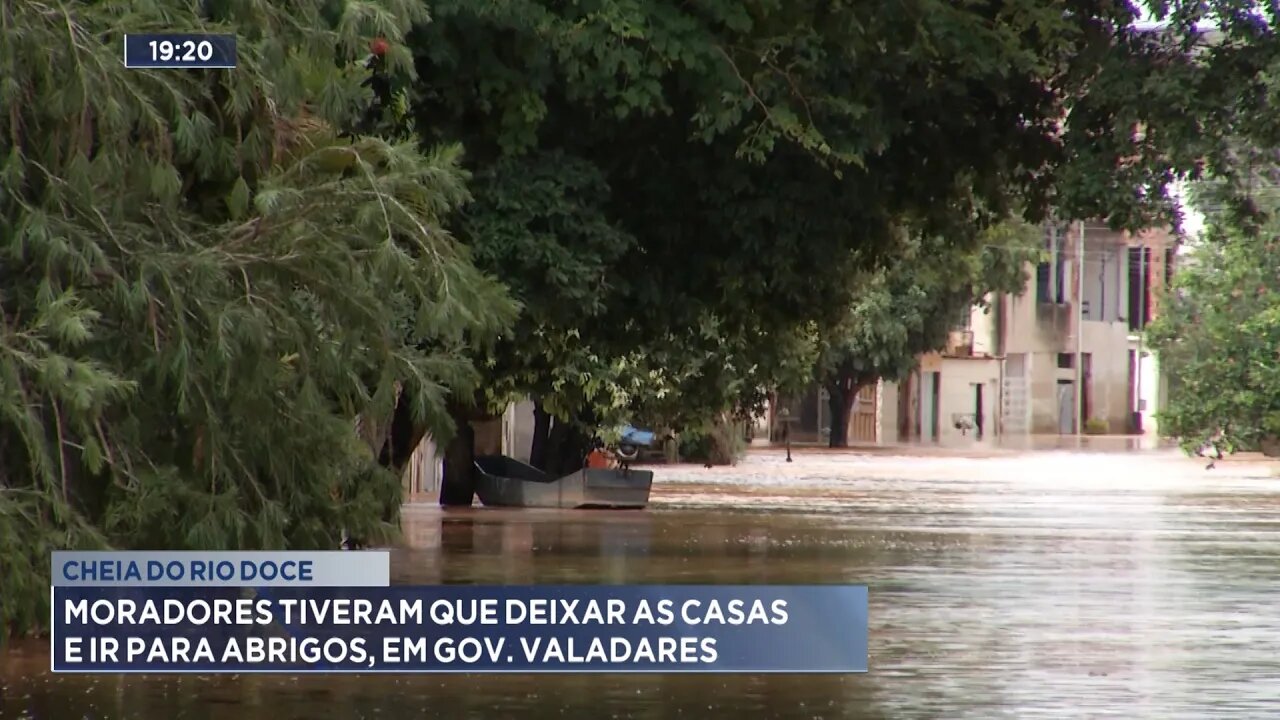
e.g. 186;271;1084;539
619;425;656;446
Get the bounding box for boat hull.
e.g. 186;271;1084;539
473;455;653;509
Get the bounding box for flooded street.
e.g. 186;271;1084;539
5;449;1280;718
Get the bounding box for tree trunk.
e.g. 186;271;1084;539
529;401;551;470
826;376;861;448
707;411;739;465
536;417;559;474
379;386;427;474
439;405;476;506
552;423;591;476
534;414;592;477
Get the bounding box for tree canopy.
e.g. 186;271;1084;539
0;0;513;636
396;0;1280;476
1147;218;1280;455
9;0;1280;634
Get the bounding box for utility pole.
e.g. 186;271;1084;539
1135;244;1146;433
1076;220;1085;444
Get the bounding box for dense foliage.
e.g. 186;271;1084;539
1145;19;1280;456
396;0;1280;474
1147;218;1280;456
8;0;1280;634
0;0;514;637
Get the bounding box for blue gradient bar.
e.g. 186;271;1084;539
51;585;868;673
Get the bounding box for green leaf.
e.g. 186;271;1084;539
226;176;251;220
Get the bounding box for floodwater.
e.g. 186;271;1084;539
5;448;1280;718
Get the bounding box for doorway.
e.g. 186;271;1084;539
973;383;985;439
1057;380;1075;434
918;371;942;442
930;372;941;441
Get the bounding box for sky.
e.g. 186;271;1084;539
1176;183;1206;242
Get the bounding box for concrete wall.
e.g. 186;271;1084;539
1134;348;1164;435
402;436;442;501
1082;233;1127;323
935;357;1002;444
970;299;999;356
908;354;1001;444
877;379;898;444
1081;320;1132;433
967;223;1135;435
505;398;537;463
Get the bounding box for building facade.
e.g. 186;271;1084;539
886;222;1177;446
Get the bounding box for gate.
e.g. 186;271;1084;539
849;384;878;443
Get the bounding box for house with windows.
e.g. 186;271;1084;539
880;222;1177;446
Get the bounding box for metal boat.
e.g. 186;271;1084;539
472;455;654;509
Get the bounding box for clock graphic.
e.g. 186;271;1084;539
124;34;237;69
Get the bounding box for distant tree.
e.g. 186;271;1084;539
1147;219;1280;456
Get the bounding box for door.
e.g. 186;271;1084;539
974;383;985;439
929;371;941;441
849;384;879;443
918;372;939;442
1057;380;1075;434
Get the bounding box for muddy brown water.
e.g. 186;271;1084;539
4;450;1280;718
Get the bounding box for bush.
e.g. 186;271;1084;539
1084;418;1109;435
678;431;714;460
677;415;746;465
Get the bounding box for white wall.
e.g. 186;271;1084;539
1082;240;1126;323
1080;320;1132;432
402;436;442;500
504;398;537;463
970;295;999;356
1135;349;1162;435
934;357;1002;445
877;379;898;444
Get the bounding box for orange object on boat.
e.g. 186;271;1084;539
586;449;612;468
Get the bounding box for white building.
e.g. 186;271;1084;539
884;222;1176;446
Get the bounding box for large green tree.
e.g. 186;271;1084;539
1147;84;1280;456
0;0;513;636
394;0;1280;492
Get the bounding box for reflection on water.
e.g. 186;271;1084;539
5;450;1280;718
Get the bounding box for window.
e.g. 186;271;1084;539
1057;353;1074;369
1038;225;1067;304
1036;261;1052;303
1128;247;1152;331
1053;229;1066;304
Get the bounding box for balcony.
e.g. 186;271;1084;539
946;330;974;356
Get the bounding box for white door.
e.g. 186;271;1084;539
1057;382;1074;434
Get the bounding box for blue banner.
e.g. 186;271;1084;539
52;585;867;673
